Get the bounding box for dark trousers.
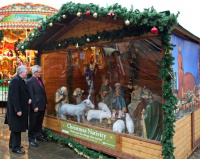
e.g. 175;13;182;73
28;110;45;142
9;131;21;150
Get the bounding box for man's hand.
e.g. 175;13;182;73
28;99;32;104
17;111;22;116
34;107;39;112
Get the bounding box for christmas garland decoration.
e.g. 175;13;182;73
0;80;10;86
43;128;113;159
0;30;4;41
160;53;177;159
17;2;178;53
17;2;179;158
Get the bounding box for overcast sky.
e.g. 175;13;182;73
0;0;199;38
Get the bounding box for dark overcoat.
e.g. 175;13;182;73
27;77;47;111
5;75;29;132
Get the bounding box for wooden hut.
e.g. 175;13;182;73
18;2;200;159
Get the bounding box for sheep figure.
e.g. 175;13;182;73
98;102;111;114
59;96;94;123
125;113;134;134
87;110;111;122
112;120;125;133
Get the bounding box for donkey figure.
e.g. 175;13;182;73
59;95;94;123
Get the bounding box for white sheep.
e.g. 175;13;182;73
125;113;134;134
112;120;125;133
87;110;111;122
98;102;111;114
59;96;94;123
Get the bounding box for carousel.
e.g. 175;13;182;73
0;2;57;80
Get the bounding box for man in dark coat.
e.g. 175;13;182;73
5;65;31;154
27;65;47;147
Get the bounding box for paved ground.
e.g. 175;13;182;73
0;115;86;159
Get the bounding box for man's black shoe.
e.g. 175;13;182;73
29;141;39;147
36;137;48;142
9;145;23;149
12;149;25;154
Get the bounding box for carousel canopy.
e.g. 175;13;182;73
0;3;58;29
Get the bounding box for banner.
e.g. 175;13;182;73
60;121;116;149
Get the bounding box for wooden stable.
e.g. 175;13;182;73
39;26;200;158
20;3;200;158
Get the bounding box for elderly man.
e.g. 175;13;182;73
27;65;47;147
5;65;31;154
55;86;69;117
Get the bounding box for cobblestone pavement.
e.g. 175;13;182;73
0;115;86;159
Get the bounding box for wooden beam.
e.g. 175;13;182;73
173;25;199;44
84;15;124;26
44;17;83;44
43;25;67;45
55;22;68;26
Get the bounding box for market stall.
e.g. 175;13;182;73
18;2;200;159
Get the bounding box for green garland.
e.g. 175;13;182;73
0;30;3;41
17;2;178;53
18;2;179;158
43;128;113;159
0;80;10;86
160;53;177;159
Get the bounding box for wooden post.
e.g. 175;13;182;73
116;134;122;152
191;112;195;149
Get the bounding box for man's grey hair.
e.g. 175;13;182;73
16;65;28;74
32;65;41;74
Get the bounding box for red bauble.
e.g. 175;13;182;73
107;12;115;18
3;81;7;84
38;25;42;30
151;27;158;34
27;38;30;42
86;10;91;16
16;47;19;51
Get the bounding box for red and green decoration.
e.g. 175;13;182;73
17;2;179;159
0;80;10;86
